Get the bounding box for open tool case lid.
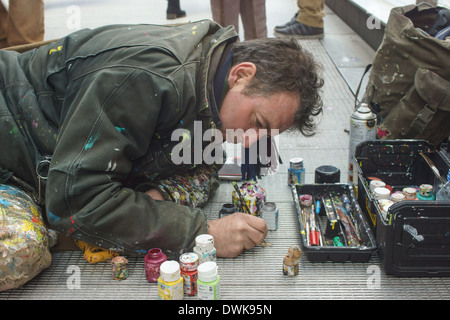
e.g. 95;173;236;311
355;139;450;277
291;184;377;262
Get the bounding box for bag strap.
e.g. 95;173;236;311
406;69;450;136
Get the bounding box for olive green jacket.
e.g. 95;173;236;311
0;21;238;257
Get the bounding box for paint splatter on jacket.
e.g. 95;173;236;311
0;21;238;257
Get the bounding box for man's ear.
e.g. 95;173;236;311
228;62;257;88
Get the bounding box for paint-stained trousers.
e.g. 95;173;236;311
296;0;325;28
0;0;45;48
210;0;267;40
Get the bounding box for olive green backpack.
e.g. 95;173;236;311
364;3;450;147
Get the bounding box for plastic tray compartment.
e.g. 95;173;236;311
291;184;377;262
355;139;450;277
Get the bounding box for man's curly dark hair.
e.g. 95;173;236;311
231;38;324;136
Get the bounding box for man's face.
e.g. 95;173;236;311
218;63;299;147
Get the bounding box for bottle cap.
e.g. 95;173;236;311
195;234;215;250
402;187;417;200
314;165;340;183
289;158;304;170
220;203;237;214
159;260;180;282
179;252;199;272
198;261;219;282
390;191;405;202
370;180;385;193
374;187;390;200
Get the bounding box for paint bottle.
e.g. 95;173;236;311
288;158;305;186
111;256;129;280
144;248;167;282
157;260;184;300
179;252;199;296
193;234;216;265
219;203;237;219
197;261;221;300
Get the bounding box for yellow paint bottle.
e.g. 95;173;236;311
157;260;184;300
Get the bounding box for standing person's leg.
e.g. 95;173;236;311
240;0;267;40
210;0;241;34
296;0;324;28
167;0;186;20
6;0;45;47
274;0;324;39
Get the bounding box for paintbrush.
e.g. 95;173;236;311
231;181;268;247
419;152;444;184
232;181;252;214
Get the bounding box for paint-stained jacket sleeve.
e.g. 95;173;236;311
45;67;209;258
144;165;221;209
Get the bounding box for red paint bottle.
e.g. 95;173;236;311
144;248;167;282
179;252;199;296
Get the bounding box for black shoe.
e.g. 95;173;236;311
274;13;298;30
274;21;324;39
167;0;186;19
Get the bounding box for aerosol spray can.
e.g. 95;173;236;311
348;103;377;185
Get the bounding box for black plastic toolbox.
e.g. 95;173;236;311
355;140;450;277
291;184;377;262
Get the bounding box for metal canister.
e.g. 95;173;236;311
288;158;305;186
348;103;377;184
261;202;278;231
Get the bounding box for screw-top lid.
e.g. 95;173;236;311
195;234;215;250
289;158;304;170
197;261;219;282
220;203;237;214
179;252;199;271
159;260;180;282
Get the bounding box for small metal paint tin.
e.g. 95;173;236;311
419;184;433;197
261;202;278;231
402;187;418;200
390;191;405;203
374;187;391;200
111;256;129;280
289;158;305;185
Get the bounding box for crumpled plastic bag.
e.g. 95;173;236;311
0;184;52;291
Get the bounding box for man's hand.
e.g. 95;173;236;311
207;213;268;258
145;188;165;200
